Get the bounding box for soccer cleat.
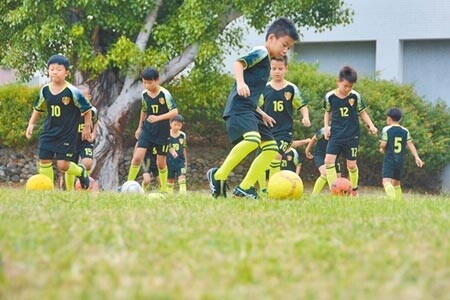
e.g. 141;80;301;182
350;187;359;197
77;164;90;190
206;167;221;198
221;181;229;198
233;186;258;200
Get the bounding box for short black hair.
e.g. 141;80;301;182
265;18;300;42
387;108;403;122
271;55;288;66
338;65;357;83
141;67;159;80
47;54;70;70
171;114;184;123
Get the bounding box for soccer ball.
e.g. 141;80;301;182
331;178;353;196
120;180;145;194
267;170;303;200
25;174;53;191
75;177;99;191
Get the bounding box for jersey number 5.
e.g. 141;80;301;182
394;137;403;153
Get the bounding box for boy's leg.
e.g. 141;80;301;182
157;154;168;192
128;147;146;181
178;175;187;194
60;160;89;189
257;170;269;193
167;179;174;193
324;154;338;190
312;176;328;195
236;140;278;197
39;160;54;183
393;180;402;200
347;162;359;190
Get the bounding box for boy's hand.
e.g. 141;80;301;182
302;117;311;127
237;82;250;97
368;125;378;135
81;126;91;141
262;113;276;127
324;127;331;140
25;124;34;139
147;115;160;123
135;128;142;140
305;151;313;160
415;157;424;168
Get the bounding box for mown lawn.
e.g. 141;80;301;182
0;187;449;299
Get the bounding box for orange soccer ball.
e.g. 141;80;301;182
331;178;353;196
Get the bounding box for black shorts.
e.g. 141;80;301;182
168;165;187;180
326;137;359;161
137;140;169;156
225;112;273;145
273;133;293;155
39;148;74;161
382;159;403;180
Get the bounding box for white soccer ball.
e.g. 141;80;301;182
121;180;145;194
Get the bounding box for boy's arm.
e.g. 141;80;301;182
234;61;250;97
360;110;378;135
25;110;41;139
292;138;311;148
147;108;179;123
324;112;331;139
379;140;387;153
407;140;424;167
305;136;317;159
135;111;146;140
300;106;311;127
89;121;99;142
296;165;301;175
81;110;92;141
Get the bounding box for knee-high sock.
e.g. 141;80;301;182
383;182;396;199
269;159;282;178
39;162;54;183
240;140;278;190
348;167;359;189
325;164;337;189
312;176;327;195
215;132;260;181
179;178;186;193
66;162;83;176
394;185;402;200
257;170;269;192
127;164;140;181
159;167;168;192
65;173;76;191
167;182;174;193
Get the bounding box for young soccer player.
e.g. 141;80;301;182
280;146;302;175
141;145;159;192
323;66;378;196
167;115;188;193
305;127;342;195
65;84;99;191
258;55;310;176
127;67;178;192
25;54;92;189
207;17;300;199
379;108;424;199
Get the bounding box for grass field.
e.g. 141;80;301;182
0;187;449;300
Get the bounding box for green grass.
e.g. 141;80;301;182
0;188;449;300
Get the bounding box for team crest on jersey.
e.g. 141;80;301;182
62;97;71;105
179;139;184;145
348;98;355;106
287;155;293;161
284;92;293;101
159;97;165;105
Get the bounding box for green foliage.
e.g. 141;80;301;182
0;84;40;148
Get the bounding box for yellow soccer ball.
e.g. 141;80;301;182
267;170;303;200
25;174;54;191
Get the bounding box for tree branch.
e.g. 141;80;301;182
159;43;200;83
135;0;163;51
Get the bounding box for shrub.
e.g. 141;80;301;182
0;84;40;148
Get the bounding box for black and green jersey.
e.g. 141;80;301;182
380;124;412;164
280;147;301;173
324;90;366;141
76;106;98;144
223;46;270;118
259;80;307;136
141;87;177;144
34;82;92;152
168;131;187;169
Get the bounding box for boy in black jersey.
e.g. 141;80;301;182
127;67;178;192
167;115;188;193
323;66;378;196
25;54;92;189
207;18;299;199
380;108;424;199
